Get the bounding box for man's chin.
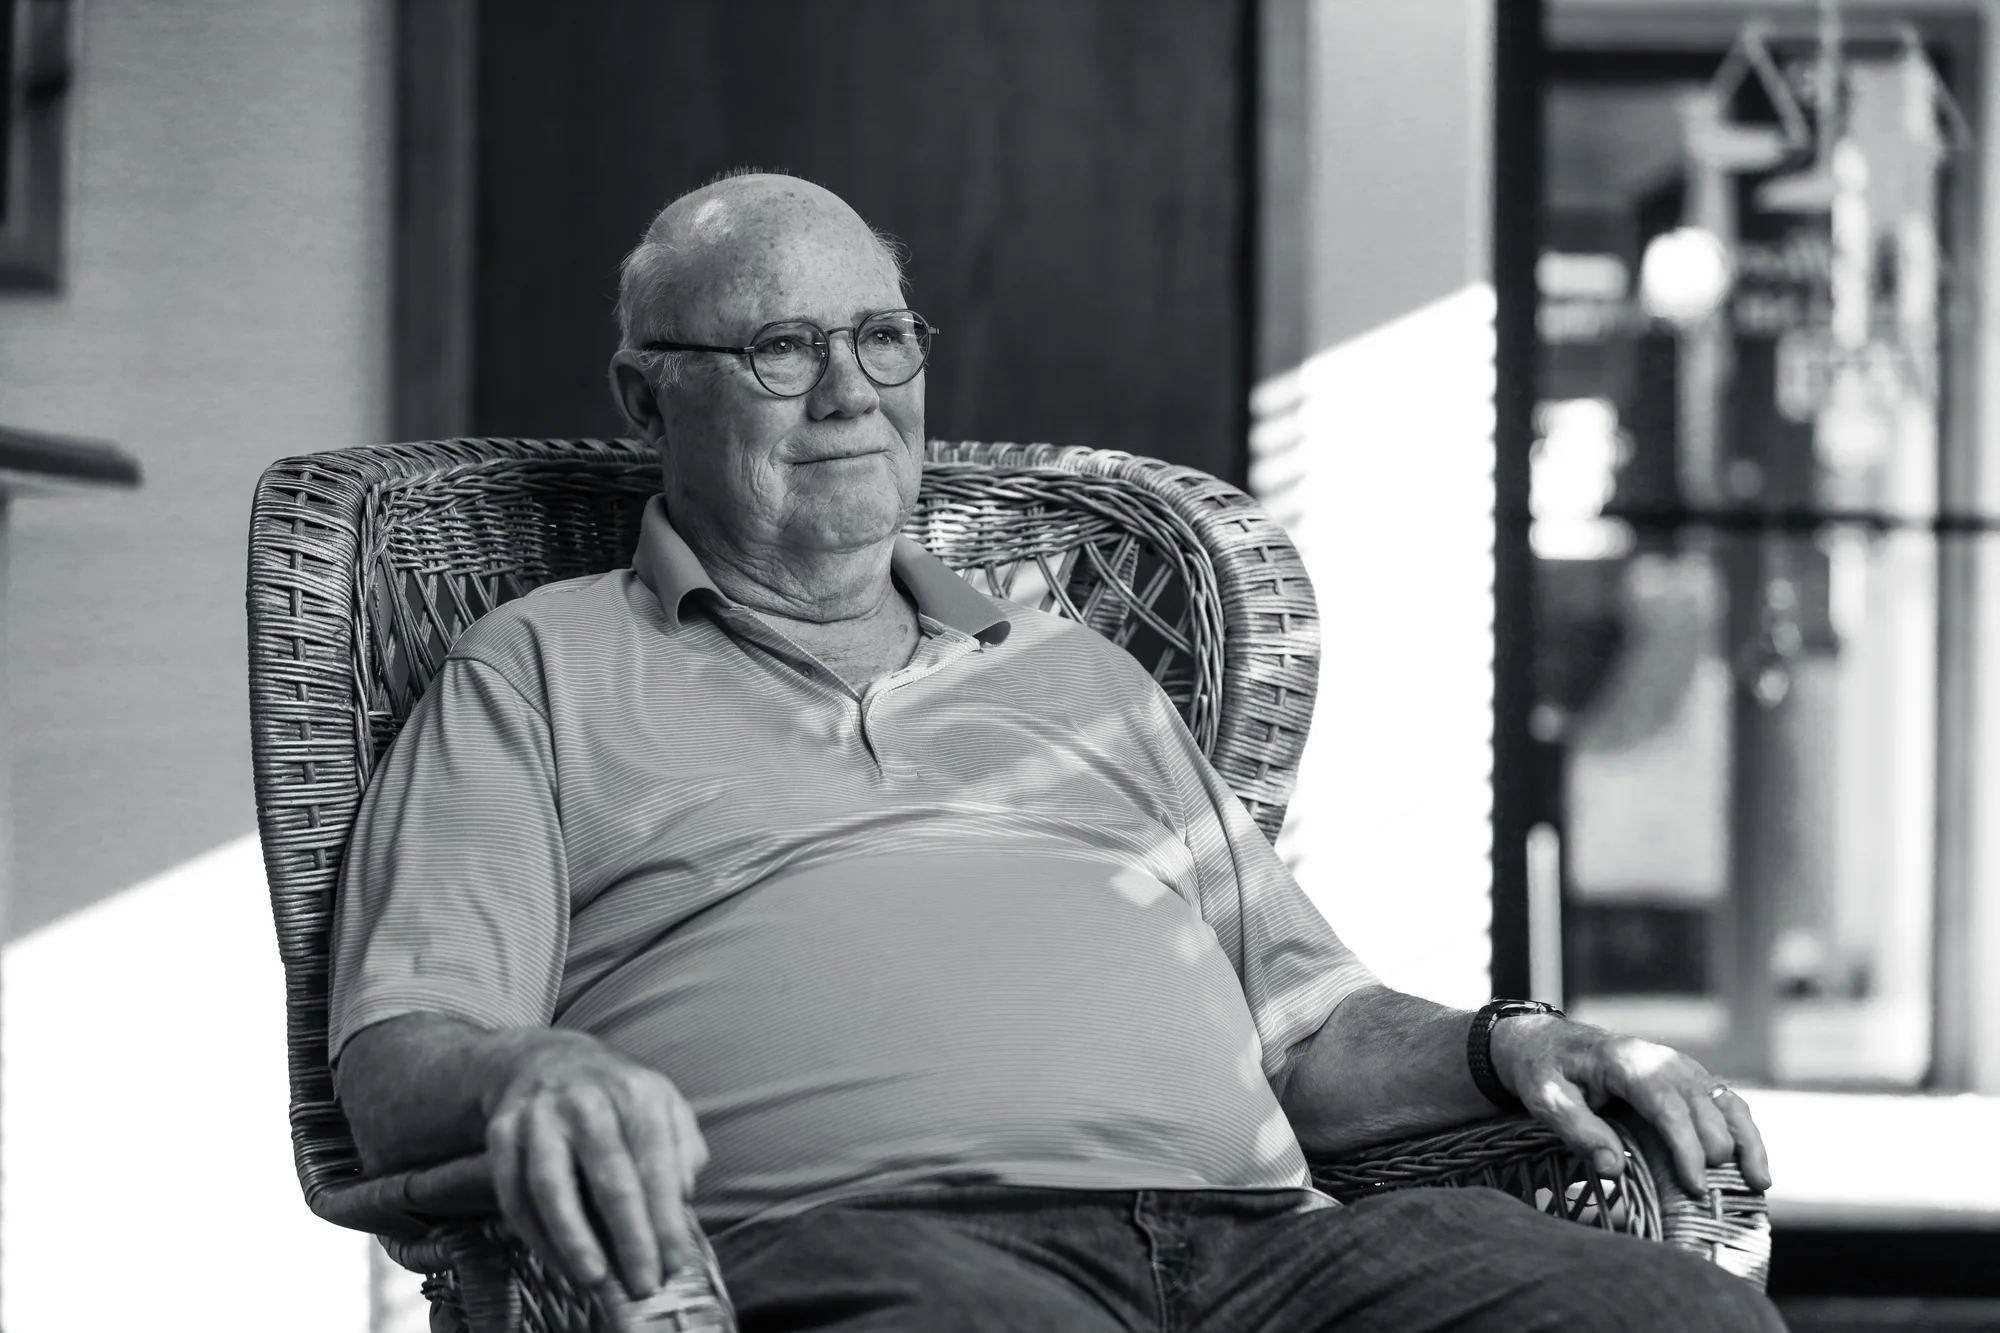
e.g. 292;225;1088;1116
792;495;908;544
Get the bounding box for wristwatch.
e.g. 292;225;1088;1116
1466;999;1566;1112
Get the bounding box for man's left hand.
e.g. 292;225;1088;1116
1490;1015;1774;1197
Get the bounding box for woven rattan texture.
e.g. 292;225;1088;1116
248;437;1322;1331
1313;1112;1772;1288
420;1218;736;1333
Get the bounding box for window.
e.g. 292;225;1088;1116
1526;9;1985;1089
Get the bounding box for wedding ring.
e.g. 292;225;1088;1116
1708;1083;1733;1102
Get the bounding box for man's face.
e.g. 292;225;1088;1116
652;213;925;566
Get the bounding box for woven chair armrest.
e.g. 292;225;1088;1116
1308;1106;1771;1289
310;1151;499;1239
398;1212;736;1332
327;1157;735;1333
1608;1105;1772;1287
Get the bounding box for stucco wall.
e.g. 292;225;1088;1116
0;0;391;939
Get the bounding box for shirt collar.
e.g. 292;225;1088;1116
630;494;1013;645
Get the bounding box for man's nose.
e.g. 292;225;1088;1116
808;330;881;417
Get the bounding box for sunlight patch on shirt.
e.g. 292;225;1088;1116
1108;865;1172;909
1254;1104;1302;1165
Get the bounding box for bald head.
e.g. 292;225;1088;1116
616;172;907;353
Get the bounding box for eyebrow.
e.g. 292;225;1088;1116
759;306;908;330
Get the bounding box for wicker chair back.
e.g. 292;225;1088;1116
246;437;1321;1225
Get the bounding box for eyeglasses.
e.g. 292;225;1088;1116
643;309;937;398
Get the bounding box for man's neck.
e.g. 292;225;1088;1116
682;528;913;647
751;570;923;690
759;580;916;650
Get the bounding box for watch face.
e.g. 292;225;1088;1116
1492;1000;1564;1020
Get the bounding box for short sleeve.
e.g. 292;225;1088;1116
327;655;570;1065
1138;680;1379;1097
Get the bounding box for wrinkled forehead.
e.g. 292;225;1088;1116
673;199;900;335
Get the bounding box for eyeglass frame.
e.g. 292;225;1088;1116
640;308;939;399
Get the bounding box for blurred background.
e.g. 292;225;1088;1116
2;1;1996;1329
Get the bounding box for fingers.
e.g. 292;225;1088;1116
624;1091;699;1277
1519;1071;1628;1180
570;1091;663;1298
1687;1084;1737;1168
490;1102;564;1278
664;1097;711;1269
1712;1088;1774;1192
1624;1080;1710;1197
522;1102;614;1288
489;1065;710;1298
492;1093;660;1296
674;1097;711;1195
1537;1029;1776;1199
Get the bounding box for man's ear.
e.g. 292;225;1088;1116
609;351;666;445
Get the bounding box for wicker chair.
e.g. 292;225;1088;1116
246;437;1771;1333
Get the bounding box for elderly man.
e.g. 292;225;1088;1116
330;171;1780;1332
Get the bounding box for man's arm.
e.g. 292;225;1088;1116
1278;984;1774;1196
337;1013;709;1300
323;653;711;1298
1122;667;1773;1200
337;1012;587;1175
1274;986;1493;1157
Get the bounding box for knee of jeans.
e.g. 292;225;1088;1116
1597;1242;1784;1333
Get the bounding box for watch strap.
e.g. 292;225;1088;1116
1467;999;1564;1112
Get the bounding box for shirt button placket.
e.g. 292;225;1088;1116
856;699;884;771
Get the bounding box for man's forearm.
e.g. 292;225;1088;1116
1277;984;1499;1158
334;1013;602;1177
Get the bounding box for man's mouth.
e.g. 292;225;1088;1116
797;450;884;463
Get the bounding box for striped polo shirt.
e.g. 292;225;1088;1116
329;495;1379;1232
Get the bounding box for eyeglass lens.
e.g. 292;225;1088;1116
749;312;931;396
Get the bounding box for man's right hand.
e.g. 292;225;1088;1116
485;1034;710;1300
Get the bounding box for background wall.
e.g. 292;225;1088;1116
0;0;393;939
0;1;393;1327
1303;0;1493;353
470;0;1255;488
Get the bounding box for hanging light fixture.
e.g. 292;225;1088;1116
1638;226;1735;328
1634;17;1808;328
1755;0;1847;214
1696;0;1970;215
1637;1;1970;330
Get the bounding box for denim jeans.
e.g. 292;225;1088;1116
711;1183;1786;1332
